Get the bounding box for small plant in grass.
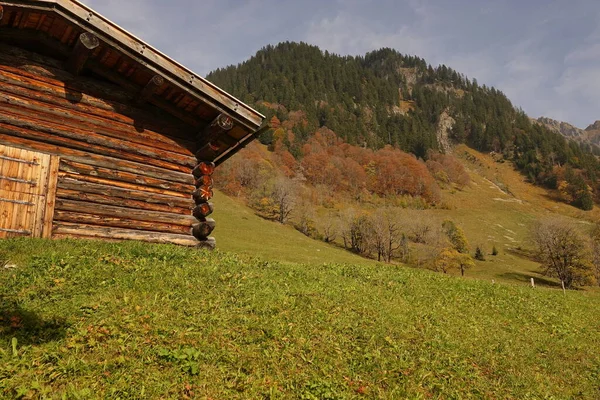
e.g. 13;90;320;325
157;347;201;376
492;245;499;256
0;250;8;268
474;246;486;261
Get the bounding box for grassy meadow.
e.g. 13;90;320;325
1;146;600;398
212;190;376;266
1;238;599;399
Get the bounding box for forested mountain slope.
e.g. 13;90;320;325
207;42;600;209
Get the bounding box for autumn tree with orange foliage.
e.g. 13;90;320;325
426;151;470;189
296;129;440;203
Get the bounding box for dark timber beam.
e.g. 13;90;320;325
193;202;214;219
192;219;216;240
195;113;234;159
135;75;164;105
214;124;271;166
67;32;100;75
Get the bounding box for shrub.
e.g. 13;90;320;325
474;246;486;261
491;245;499;256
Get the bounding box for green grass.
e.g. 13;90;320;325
212;190;375;266
1;239;599;399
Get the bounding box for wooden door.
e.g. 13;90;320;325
0;144;59;238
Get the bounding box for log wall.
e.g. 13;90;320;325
0;43;201;246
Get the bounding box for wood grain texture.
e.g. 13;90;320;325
0;144;58;238
58;159;194;194
57;177;193;211
0;133;194;184
52;222;201;247
42;154;59;238
0;111;195;172
66;32;100;75
0;39;218;246
53;211;193;235
0;82;196;155
57;171;190;199
54;199;196;226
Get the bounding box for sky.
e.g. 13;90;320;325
80;0;600;128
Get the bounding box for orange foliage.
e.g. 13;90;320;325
269;115;281;129
275;149;297;177
217;128;442;204
426;151;470;188
300;135;440;203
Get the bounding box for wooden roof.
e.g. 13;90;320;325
0;0;266;164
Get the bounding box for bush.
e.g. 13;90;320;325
474;246;486;261
492;245;499;256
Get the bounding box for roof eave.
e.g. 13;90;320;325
0;0;265;131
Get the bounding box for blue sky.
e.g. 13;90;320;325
80;0;600;128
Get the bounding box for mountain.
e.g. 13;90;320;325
535;117;585;138
207;42;600;209
586;121;600;132
535;117;600;152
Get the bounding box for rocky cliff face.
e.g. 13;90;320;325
586;121;600;132
436;109;454;153
536;117;585;138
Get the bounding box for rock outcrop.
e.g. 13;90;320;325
536;117;585;138
436;109;455;153
585;120;600;132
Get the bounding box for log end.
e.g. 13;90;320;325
193;219;216;240
214;114;234;131
193;202;214;219
150;75;165;87
80;32;100;50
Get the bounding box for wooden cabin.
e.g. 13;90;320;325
0;0;266;248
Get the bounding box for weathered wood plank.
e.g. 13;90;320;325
66;32;100;75
0;108;195;169
86;60;204;128
0;50;197;141
31;151;50;238
57;177;193;211
136;74;164;105
0;133;194;184
0;69;197;153
0;119;192;173
0;144;41;195
54;199;196;226
58;171;190;199
0;190;35;238
0;82;196;155
58;159;194;194
56;187;191;215
53;210;193;235
42;154;59;238
52;221;200;246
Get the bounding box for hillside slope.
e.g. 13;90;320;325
214;158;597;288
1;239;599;398
211;190;375;265
208;42;600;209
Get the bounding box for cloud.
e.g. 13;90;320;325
80;0;159;42
305;14;435;58
76;0;600;127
